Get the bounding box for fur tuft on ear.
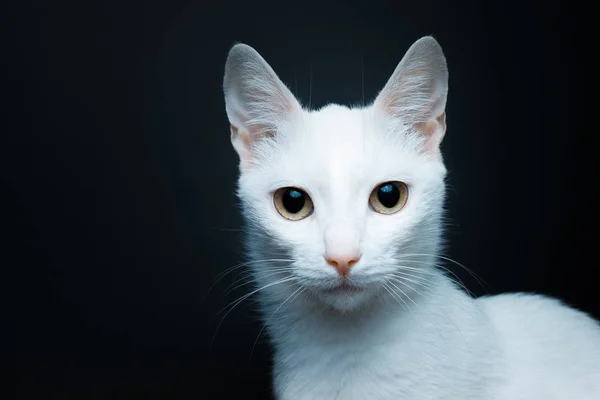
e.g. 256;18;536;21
223;44;302;166
373;36;449;152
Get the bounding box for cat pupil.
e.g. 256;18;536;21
283;189;305;213
378;183;399;208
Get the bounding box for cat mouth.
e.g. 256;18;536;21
323;283;365;295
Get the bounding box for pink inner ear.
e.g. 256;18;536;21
230;122;278;170
416;112;446;153
230;125;253;168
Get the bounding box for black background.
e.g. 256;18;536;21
7;1;592;399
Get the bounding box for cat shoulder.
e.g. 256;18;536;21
477;292;599;327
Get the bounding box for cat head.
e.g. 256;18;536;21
223;37;449;312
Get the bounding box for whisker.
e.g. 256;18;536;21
436;255;492;292
390;272;435;290
210;258;292;285
202;259;294;301
392;275;429;300
387;280;418;308
213;277;297;321
394;258;476;297
249;286;305;361
382;282;409;312
209;277;297;354
390;268;472;351
398;253;491;293
392;264;441;276
379;262;442;280
221;267;293;297
219;271;252;297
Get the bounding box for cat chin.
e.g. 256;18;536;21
317;289;374;312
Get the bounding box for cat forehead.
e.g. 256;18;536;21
250;104;436;191
303;104;367;147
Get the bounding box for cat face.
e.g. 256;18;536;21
224;37;449;312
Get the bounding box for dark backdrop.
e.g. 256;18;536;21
7;0;592;399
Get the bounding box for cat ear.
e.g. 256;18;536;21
223;44;302;167
373;36;448;153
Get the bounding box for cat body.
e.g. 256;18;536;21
222;37;600;399
267;274;600;399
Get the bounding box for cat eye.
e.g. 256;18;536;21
369;181;408;214
273;187;314;221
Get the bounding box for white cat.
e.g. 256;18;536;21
221;36;600;399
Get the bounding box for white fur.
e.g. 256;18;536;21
222;37;600;399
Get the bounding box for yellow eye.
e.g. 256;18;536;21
273;187;314;221
369;181;409;214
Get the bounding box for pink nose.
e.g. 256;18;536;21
325;254;361;277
